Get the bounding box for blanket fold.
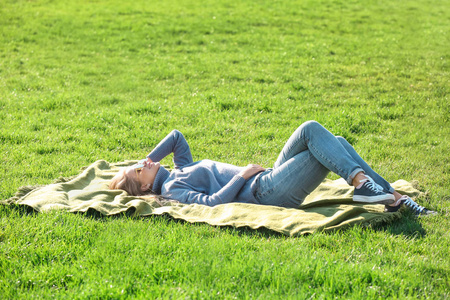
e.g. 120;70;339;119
2;160;420;236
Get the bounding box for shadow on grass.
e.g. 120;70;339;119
1;203;426;239
145;213;288;239
371;211;427;238
0;203;38;215
146;213;428;239
0;203;138;223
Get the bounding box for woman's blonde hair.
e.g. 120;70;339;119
109;170;153;196
109;169;178;206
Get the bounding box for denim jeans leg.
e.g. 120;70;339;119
274;121;364;185
255;150;330;208
336;136;395;193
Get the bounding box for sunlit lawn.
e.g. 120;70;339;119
1;0;449;298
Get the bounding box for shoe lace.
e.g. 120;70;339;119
403;197;425;214
363;178;384;193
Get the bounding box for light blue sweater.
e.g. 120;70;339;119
147;130;262;206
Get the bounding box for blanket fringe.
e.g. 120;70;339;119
1;174;79;206
321;209;404;235
0;184;44;205
362;210;404;228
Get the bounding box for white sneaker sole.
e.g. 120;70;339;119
353;194;396;205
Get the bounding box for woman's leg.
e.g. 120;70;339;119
274;120;364;184
255;150;330;208
255;121;394;207
335;136;395;193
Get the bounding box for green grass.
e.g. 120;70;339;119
1;0;449;298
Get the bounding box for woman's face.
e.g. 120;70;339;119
125;161;161;191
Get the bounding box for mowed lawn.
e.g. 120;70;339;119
1;0;449;298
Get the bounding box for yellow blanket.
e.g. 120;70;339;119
3;160;420;236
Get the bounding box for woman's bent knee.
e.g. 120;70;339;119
336;136;349;145
299;120;324;134
302;120;321;128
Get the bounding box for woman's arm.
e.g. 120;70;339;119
165;164;265;206
146;130;194;168
166;175;247;206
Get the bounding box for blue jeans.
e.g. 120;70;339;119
254;121;395;208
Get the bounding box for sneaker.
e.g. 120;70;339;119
384;198;403;213
353;176;396;204
400;196;437;216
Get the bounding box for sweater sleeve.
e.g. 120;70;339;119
146;130;193;168
166;175;247;206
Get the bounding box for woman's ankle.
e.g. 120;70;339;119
387;191;404;206
393;191;402;201
352;172;368;187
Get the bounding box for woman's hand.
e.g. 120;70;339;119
140;157;153;167
239;164;266;180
